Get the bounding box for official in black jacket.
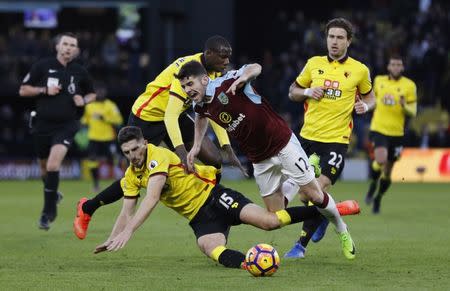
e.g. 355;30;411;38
19;32;96;230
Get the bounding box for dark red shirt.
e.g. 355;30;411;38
194;67;292;163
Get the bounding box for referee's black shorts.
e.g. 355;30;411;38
33;120;80;159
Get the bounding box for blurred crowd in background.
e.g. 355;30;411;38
0;0;449;159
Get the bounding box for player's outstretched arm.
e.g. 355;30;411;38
226;63;262;95
94;197;138;254
187;114;209;172
222;145;249;178
166;95;190;169
106;175;165;252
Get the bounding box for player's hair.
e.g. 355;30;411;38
326;18;353;39
118;126;144;146
388;54;403;62
54;32;78;45
204;35;231;52
174;60;207;80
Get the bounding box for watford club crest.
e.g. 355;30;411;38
217;92;229;105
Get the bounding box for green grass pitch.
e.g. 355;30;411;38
1;179;449;290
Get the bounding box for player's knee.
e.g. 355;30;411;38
260;215;280;231
299;181;322;204
197;234;224;256
46;162;61;171
375;156;387;165
211;154;223;169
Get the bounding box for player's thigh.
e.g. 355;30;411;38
52;121;80;147
97;141;114;160
253;157;283;197
239;203;279;230
262;192;285;212
127;113;168;145
278;134;315;186
317;142;348;185
47;144;69;170
387;136;404;162
87;141;100;160
210;184;253;225
189;201;230;243
298;136;315;156
33;133;52;159
370;131;389;163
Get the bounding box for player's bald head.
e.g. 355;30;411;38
204;35;231;52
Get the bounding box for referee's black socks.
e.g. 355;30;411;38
43;171;59;219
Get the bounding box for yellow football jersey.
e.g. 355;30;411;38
120;144;217;221
296;56;372;144
131;53;221;122
370;75;417;136
81;99;123;141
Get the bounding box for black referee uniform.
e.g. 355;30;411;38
22;57;94;157
21;56;94;226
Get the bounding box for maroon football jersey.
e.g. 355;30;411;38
194;67;292;163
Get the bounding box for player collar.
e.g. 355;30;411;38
200;53;207;67
388;75;402;81
327;54;348;64
204;79;215;103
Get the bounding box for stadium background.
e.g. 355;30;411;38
0;0;448;180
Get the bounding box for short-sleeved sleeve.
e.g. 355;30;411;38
121;169;141;197
78;69;95;95
22;61;44;86
358;65;372;95
295;60;312;88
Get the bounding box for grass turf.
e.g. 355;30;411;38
1;179;449;290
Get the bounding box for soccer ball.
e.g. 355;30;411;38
245;243;280;277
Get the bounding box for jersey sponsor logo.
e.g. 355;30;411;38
344;71;351;78
323;79;342;100
219;112;233;123
318;69;324;75
382;94;396;106
149;160;158;169
217;92;229;105
48;69;57;73
225;113;246;132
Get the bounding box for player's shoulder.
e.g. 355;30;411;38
168;53;203;74
374;75;388;82
307;55;328;64
149;143;176;160
173;53;202;65
400;76;416;87
347;56;370;70
31;57;55;69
